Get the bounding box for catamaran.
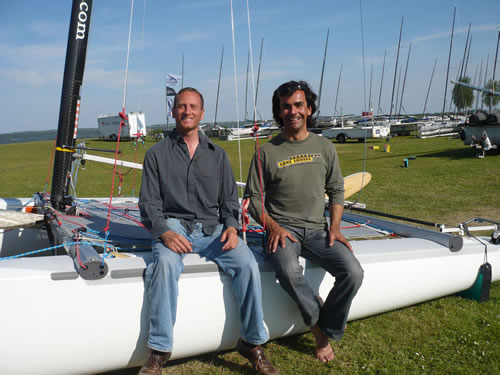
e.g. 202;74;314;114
0;2;499;375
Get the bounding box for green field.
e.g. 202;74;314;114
1;135;498;226
1;135;499;374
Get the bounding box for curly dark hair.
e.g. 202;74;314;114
173;87;204;110
272;80;317;128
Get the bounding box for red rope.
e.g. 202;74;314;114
252;122;266;231
132;137;140;194
104;108;127;232
75;234;87;269
241;198;250;238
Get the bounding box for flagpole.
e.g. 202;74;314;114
165;86;169;131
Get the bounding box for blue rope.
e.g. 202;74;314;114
0;241;111;261
102;231;111;267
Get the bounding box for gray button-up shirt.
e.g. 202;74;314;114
139;130;240;239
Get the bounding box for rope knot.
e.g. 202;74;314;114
251;123;260;136
119;111;129;121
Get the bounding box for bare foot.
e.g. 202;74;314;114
310;323;335;362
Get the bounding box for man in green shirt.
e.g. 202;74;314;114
244;80;363;363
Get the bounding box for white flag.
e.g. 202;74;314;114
166;73;182;86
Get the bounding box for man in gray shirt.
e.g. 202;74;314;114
138;87;277;375
245;81;363;363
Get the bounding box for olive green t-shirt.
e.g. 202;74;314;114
244;132;344;230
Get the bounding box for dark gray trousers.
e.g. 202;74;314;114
268;225;364;341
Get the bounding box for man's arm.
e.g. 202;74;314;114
328;203;352;251
139;150;193;253
218;151;241;250
244;153;297;253
138;150;169;239
251;210;297;254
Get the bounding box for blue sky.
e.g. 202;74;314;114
0;0;499;133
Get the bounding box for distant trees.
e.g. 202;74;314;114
452;76;474;112
483;79;500;109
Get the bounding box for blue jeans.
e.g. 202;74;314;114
145;218;269;352
268;225;364;341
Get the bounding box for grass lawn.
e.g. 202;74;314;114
1;134;499;374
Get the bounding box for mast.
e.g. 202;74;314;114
213;46;224;128
441;6;456;122
459;23;471;80
166;87;170;130
491;28;500;108
464;32;473;78
475;59;483;111
334;63;343;117
389;17;404;122
377;49;386;115
51;0;93;210
398;42;412;118
453;23;471;115
472;63;479;112
253;37;264;123
395;67;402;119
317;28;329;117
482;54;489;110
181;52;184;88
244;51;250;121
422;58;437;118
368;63;373;112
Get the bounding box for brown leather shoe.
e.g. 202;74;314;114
236;339;279;375
138;350;171;375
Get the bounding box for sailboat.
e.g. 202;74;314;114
1;2;499;375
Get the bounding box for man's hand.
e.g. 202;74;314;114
160;231;192;254
221;226;239;251
267;223;297;254
328;227;353;252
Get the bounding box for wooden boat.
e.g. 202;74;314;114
1;196;499;375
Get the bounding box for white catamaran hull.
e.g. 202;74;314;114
1;198;499;375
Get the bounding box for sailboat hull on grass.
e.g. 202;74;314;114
0;197;499;375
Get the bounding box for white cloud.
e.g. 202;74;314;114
0;42;65;67
410;24;499;45
84;67;147;89
2;69;61;87
28;21;67;38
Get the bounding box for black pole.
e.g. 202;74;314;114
347;206;442;228
51;0;93;210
